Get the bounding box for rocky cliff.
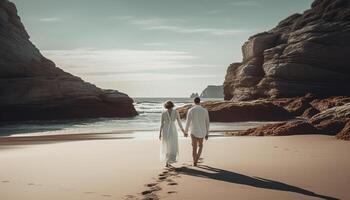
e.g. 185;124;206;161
224;0;350;101
0;0;137;121
200;85;224;98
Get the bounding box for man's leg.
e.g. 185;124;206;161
191;135;198;165
196;138;204;163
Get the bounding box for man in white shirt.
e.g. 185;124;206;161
185;97;210;166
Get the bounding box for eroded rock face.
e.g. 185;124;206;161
336;121;350;140
309;102;350;134
177;100;294;122
224;0;350;101
230;101;350;139
0;0;137;121
230;120;320;136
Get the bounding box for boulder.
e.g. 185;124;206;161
177;100;294;122
229;120;320;136
336;121;350;140
230;101;350;139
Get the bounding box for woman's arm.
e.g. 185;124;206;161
176;111;186;136
159;112;164;140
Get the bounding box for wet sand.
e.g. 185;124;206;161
0;134;349;200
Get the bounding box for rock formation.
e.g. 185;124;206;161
200;85;224;98
0;0;137;121
177;100;294;122
336;121;350;140
190;93;199;98
227;95;350;139
224;0;350;101
173;0;350;140
230;120;320;136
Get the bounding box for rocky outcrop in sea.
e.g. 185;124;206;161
200;85;224;98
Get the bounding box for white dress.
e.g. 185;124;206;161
160;109;183;164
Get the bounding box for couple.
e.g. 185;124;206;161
159;97;210;167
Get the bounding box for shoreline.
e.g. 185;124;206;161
0;129;245;140
0;129;333;146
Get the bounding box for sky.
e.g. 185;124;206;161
12;0;313;97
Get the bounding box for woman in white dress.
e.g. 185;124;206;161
159;101;187;167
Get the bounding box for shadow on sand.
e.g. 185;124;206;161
177;165;338;200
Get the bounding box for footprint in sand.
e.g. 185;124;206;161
1;180;10;183
158;172;170;181
136;167;183;200
124;194;141;200
124;194;136;200
101;194;112;197
142;193;159;200
159;172;168;177
145;183;158;187
27;183;35;186
141;186;162;195
141;190;153;195
83;191;95;194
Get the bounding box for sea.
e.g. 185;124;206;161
0;98;271;139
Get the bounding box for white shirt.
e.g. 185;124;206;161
185;105;210;138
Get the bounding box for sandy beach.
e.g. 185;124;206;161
0;134;349;200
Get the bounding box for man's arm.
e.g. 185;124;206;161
185;109;192;133
205;110;210;140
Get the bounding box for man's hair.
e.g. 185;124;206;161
194;97;201;104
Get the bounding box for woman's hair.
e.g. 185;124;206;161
164;100;174;109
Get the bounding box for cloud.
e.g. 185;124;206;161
228;1;259;6
41;49;215;81
143;42;166;47
129;18;165;26
143;25;248;36
41;48;225;97
207;9;224;14
113;16;250;36
38;17;62;22
112;16;133;20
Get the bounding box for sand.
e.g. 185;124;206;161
0;134;349;200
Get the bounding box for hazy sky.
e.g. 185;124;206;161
12;0;312;97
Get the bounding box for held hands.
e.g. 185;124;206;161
181;128;188;137
205;134;209;140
